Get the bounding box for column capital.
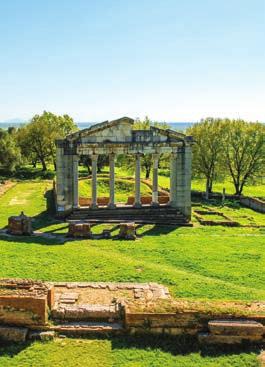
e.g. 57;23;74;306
152;153;160;159
91;154;98;161
109;152;116;161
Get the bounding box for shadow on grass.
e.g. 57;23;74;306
0;335;260;360
110;334;261;358
137;224;179;237
0;340;32;359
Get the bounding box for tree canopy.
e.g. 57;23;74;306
17;111;77;171
0;128;21;173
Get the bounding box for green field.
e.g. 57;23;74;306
0;179;264;366
78;176;152;202
0;337;259;367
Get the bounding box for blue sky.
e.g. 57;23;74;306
0;0;264;122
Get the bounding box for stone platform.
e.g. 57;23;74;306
67;205;191;225
1;279;265;345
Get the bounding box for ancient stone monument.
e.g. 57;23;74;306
55;117;193;223
8;212;32;235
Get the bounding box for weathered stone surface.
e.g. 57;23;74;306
28;330;55;341
198;332;263;345
68;223;92;238
8;212;32;235
119;222;136;240
0;279;54;326
208;320;264;336
0;326;28;342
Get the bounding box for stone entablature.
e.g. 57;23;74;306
55;117;193;220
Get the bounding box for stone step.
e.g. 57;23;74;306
67;219;189;226
51;322;124;336
208;320;264;336
198;332;264;345
51;303;120;322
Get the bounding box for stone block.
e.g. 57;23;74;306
0;326;28;342
208;320;264;336
28;330;55;341
68;223;92;238
198;332;263;345
8;212;32;235
118;222;136;240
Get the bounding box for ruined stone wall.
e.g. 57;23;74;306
0;280;54;327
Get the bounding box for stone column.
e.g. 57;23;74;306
55;141;66;212
91;154;98;209
134;153;142;208
72;155;79;208
169;152;178;207
151;153;160;206
175;145;192;220
108;153;116;209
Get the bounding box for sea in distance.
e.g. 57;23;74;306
0;121;195;131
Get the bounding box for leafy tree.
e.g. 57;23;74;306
222;119;265;195
79;154;109;174
17;111;77;171
187;118;224;198
0;128;21;173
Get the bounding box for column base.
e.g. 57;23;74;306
107;203;116;209
133;202;142;208
169;201;177;208
90;204;98;209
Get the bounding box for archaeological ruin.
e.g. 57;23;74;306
55;117;193;224
1;278;265;345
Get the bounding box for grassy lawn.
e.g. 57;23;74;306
0;337;259;367
0;179;264;366
79;176;152;202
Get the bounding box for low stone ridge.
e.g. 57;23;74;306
0;326;28;342
0;279;54;327
208;320;264;336
1;279;265;344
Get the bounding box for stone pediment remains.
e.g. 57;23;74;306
55;116;193;220
62;116;193;156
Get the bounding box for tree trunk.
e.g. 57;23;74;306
145;168;150;179
40;158;47;171
205;177;210;200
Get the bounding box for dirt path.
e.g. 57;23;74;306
0;181;16;197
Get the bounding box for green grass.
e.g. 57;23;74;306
193;200;265;227
0;179;264;366
157;175;265;198
78;177;152;202
0;337;259;367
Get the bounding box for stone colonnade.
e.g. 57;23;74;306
56;144;192;219
59;149;191;217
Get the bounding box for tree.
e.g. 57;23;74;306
17;111;77;171
187;118;224;198
79;154;109;175
222;119;265;195
0;129;21;173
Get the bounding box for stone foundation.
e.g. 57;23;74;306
1;279;265;345
8;212;32;235
0;279;54;327
118;222;136;240
68;223;92;238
